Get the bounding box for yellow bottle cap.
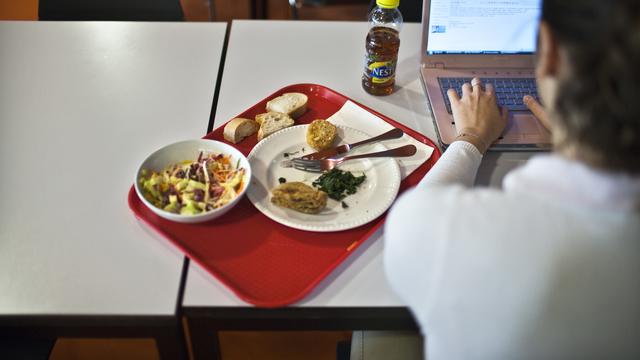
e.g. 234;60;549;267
376;0;400;9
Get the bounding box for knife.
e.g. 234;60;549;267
300;127;404;160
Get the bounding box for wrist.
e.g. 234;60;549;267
454;130;488;153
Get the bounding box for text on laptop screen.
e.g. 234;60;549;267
427;0;541;55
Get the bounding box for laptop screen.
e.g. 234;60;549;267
427;0;541;55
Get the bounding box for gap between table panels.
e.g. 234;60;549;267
208;21;232;134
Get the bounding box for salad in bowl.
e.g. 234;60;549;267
135;139;251;223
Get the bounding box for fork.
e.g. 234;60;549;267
290;144;417;172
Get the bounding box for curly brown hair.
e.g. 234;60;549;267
542;0;640;174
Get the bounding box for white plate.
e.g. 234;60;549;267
246;125;401;232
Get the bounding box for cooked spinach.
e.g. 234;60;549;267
312;169;366;201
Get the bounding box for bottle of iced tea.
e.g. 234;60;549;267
362;0;403;96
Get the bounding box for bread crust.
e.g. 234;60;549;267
266;93;308;119
287;102;307;119
223;117;259;144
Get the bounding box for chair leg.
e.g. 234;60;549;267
336;339;352;360
289;0;299;19
0;336;56;360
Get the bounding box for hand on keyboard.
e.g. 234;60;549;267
523;95;552;131
439;77;539;114
447;77;508;153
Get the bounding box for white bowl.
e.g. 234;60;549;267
134;139;251;223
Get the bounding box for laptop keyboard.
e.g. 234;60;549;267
438;77;539;113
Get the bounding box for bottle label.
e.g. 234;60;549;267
366;60;395;84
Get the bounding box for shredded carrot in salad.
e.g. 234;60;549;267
139;152;245;215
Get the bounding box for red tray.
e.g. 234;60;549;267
128;84;441;307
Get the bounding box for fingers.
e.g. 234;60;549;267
523;95;544;118
523;95;552;131
461;82;472;97
471;77;482;93
447;88;460;104
484;82;495;96
454;78;499;110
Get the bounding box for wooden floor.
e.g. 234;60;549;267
50;332;352;360
0;0;370;21
1;2;363;360
0;0;211;21
0;0;38;19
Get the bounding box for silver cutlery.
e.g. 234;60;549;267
284;144;416;172
300;127;404;160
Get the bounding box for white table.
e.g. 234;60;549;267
186;20;431;308
181;20;535;358
0;21;226;358
186;19;533;305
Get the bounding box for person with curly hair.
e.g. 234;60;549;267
381;0;640;358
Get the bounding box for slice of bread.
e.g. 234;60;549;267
306;119;337;150
266;93;308;119
223;118;259;144
254;112;268;126
256;112;295;141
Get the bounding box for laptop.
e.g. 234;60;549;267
419;0;551;151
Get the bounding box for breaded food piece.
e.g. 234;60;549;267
271;182;328;214
306;119;337;150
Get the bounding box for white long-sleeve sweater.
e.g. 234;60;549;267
383;141;640;360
